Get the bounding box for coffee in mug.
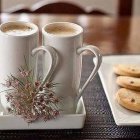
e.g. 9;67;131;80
2;23;33;36
45;23;79;36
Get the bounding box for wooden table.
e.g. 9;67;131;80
1;13;140;55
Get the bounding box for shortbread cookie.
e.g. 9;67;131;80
116;88;140;112
116;76;140;91
113;64;140;77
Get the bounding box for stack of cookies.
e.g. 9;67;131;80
113;64;140;112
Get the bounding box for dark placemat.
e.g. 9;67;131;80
0;56;140;140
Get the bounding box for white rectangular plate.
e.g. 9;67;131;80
97;55;140;126
0;97;86;130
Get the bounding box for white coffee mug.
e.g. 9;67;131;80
32;22;102;114
0;21;57;110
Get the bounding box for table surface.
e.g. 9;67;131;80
0;14;140;139
1;13;140;55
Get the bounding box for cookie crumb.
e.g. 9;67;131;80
130;81;134;84
131;98;135;103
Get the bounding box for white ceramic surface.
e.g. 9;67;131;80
41;22;102;114
97;55;140;126
0;21;38;110
0;21;38;80
0;97;86;130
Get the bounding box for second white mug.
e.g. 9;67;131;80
33;22;102;114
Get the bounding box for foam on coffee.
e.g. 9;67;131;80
1;24;33;36
45;23;80;36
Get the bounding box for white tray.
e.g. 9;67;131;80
97;55;140;126
0;97;86;129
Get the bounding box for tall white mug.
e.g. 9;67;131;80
0;21;57;110
32;22;102;114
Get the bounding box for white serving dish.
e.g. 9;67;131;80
96;55;140;126
0;97;86;129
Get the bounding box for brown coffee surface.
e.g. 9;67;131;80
46;25;78;36
3;24;33;35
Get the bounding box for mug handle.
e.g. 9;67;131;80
76;45;102;101
31;46;58;88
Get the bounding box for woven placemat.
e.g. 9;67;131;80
0;56;140;140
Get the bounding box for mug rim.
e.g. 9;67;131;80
42;22;83;38
0;21;38;37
